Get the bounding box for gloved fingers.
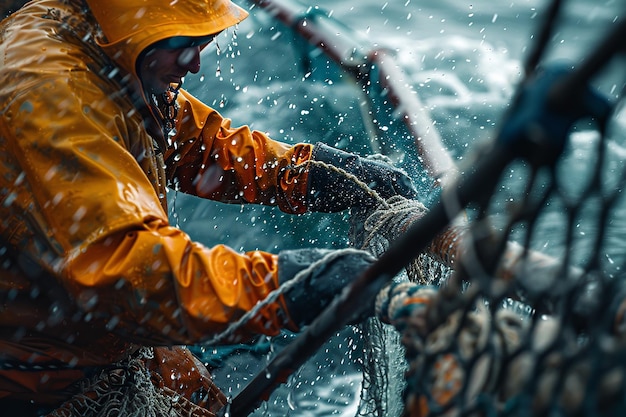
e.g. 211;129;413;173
278;248;376;327
360;158;418;200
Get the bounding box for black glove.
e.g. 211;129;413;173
306;143;418;213
278;248;376;327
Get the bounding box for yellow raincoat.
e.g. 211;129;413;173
0;0;314;407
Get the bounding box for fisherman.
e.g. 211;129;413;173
0;0;417;415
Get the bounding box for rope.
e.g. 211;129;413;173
341;169;432;417
195;156;432;416
202;156;422;347
295;157;434;417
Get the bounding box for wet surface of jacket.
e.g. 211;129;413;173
0;0;314;403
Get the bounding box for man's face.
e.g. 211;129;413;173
138;44;204;95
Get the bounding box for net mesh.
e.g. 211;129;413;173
354;102;626;416
45;348;216;417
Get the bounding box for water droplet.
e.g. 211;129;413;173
287;389;297;410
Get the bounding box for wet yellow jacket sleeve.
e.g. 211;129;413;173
167;89;314;213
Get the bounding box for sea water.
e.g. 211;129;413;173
172;0;625;415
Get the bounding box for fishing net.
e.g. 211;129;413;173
350;56;626;417
44;347;225;417
350;117;626;416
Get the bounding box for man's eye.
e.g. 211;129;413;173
177;48;197;66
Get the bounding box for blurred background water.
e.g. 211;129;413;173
171;0;625;415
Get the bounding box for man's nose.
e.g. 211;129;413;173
177;47;201;74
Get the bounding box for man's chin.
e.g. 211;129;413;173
168;79;184;90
